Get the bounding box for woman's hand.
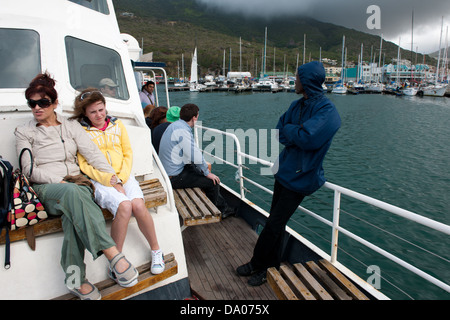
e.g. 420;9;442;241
113;183;126;195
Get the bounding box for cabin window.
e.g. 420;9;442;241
0;28;41;89
68;0;110;15
65;36;129;100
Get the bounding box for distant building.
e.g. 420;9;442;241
140;52;154;63
121;12;134;17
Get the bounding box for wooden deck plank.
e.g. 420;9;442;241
294;263;334;300
318;259;369;300
192;187;221;216
306;261;352;300
267;267;299;300
177;189;202;219
174;188;221;226
182;216;278;300
280;265;316;300
185;188;212;218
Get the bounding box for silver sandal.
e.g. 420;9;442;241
108;252;139;288
68;280;101;300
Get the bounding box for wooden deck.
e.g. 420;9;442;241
182;216;277;300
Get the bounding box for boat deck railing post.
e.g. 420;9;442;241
330;189;342;263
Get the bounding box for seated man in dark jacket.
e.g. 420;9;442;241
236;61;341;286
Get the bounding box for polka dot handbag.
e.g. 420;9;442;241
7;148;47;230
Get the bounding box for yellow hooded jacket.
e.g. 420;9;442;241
78;117;133;186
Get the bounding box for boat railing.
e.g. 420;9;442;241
194;124;450;296
133;65;171;108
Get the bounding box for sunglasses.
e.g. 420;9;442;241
27;98;53;109
80;91;103;100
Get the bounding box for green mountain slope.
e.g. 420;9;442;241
113;0;432;77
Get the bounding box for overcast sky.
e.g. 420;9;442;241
196;0;450;54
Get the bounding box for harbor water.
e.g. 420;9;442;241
159;88;450;300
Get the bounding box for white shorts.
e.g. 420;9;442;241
92;175;144;217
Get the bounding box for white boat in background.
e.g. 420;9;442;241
252;78;276;91
189;47;206;92
174;81;188;87
422;84;447;97
331;84;347;94
366;82;384;93
402;87;418;96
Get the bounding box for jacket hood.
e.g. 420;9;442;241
297;61;326;98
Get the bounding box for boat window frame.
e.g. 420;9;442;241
67;0;110;15
0;28;41;89
65;36;130;101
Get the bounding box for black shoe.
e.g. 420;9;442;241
236;262;257;277
248;269;267;286
221;207;236;219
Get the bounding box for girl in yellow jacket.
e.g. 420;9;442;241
72;89;164;276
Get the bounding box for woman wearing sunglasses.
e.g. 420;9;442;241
14;73;139;300
71;88;164;276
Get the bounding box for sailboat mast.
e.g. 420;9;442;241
223;50;226;76
303;34;306;65
340;36;345;83
397;37;401;87
411;10;414;81
436;16;443;85
182;53;185;82
239;37;242;73
378;33;383;83
263;27;267;77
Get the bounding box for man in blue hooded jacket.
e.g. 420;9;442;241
236;61;341;286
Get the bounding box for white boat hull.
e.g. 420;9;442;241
402;88;418;96
422;85;447;97
332;86;347;94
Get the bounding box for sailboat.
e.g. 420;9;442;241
189;47;205;92
422;17;447;97
366;34;384;93
332;35;347;94
174;53;187;87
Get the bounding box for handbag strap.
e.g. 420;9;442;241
19;148;33;176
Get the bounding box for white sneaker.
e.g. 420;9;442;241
151;250;165;274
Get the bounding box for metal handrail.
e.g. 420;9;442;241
194;124;450;294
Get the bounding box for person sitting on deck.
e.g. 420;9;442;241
158;103;234;218
15;73;139;300
152;106;180;154
70;89;165;277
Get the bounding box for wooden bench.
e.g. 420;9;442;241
0;178;167;248
267;259;370;300
53;253;178;300
173;188;221;227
